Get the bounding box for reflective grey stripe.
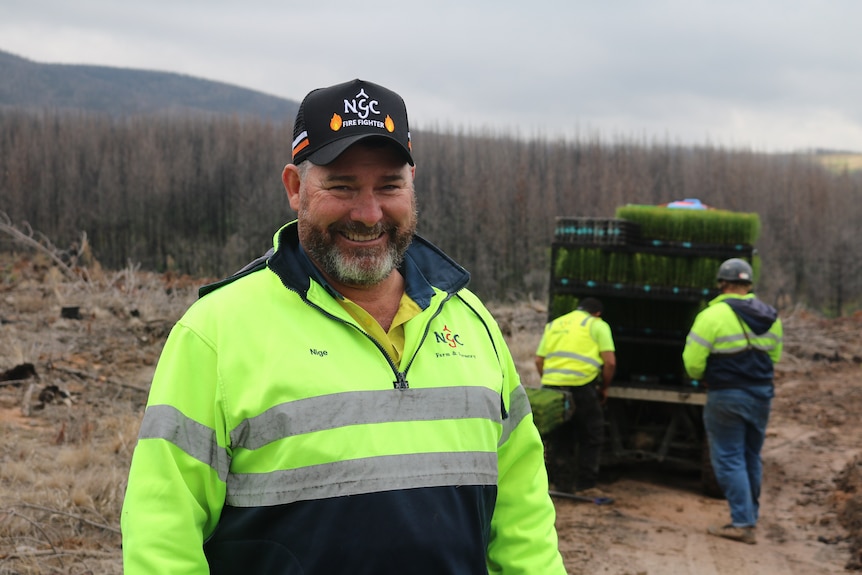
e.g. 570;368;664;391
543;367;589;378
710;342;777;354
762;332;782;345
689;329;781;355
715;333;748;344
139;404;231;482
747;333;779;352
714;333;780;354
226;451;497;507
686;332;713;351
544;350;601;368
231;386;501;450
499;385;530;446
712;332;750;354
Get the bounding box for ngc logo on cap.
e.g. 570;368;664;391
328;88;397;134
292;79;413;167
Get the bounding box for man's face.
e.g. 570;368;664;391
289;143;417;288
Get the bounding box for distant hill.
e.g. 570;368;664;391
0;49;299;122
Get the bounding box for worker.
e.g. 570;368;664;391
683;258;783;545
120;78;567;574
535;297;616;494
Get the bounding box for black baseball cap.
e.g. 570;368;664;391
291;79;414;166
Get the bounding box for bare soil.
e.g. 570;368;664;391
495;298;862;574
2;253;862;574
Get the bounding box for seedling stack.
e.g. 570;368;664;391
535;199;760;494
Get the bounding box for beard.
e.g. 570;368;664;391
299;201;417;287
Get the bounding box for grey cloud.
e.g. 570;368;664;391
2;0;861;150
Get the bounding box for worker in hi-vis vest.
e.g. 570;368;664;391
535;297;615;494
683;258;782;545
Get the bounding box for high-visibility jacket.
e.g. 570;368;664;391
683;293;783;390
120;221;566;575
536;309;614;387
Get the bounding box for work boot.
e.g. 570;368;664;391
707;523;756;545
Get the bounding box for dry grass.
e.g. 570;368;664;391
0;409;138;574
0;252;200;574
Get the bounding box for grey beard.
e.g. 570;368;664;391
300;221;413;287
318;242;403;286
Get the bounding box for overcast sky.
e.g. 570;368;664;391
2;0;861;153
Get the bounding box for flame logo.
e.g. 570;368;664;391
330;113;343;131
384;115;395;133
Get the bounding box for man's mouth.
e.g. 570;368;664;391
340;227;386;243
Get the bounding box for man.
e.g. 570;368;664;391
683;258;783;545
535;297;615;493
120;79;566;574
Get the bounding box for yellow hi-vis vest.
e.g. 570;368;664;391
538;309;603;387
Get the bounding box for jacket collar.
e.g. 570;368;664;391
710;292;778;335
267;221;470;309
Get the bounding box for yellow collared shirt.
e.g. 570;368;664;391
338;293;422;367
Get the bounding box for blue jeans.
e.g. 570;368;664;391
703;386;773;527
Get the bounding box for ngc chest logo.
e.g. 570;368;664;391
433;325;476;360
434;325;463;348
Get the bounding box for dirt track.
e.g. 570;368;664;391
2;254;862;574
494;302;862;574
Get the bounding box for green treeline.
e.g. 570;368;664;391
1;110;861;315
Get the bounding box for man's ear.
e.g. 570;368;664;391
283;164;301;211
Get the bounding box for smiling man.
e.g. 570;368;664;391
120;79;566;575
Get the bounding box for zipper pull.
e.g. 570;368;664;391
394;372;409;390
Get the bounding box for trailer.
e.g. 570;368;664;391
529;201;760;495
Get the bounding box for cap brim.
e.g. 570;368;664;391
306;134;414;166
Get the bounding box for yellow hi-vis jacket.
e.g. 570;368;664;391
683;292;782;390
120;221;566;575
537;309;614;387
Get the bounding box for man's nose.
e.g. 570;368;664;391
350;190;383;226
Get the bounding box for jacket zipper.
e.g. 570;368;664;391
295;289;453;390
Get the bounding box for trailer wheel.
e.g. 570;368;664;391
701;436;724;499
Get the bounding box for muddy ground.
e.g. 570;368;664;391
1;253;862;574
